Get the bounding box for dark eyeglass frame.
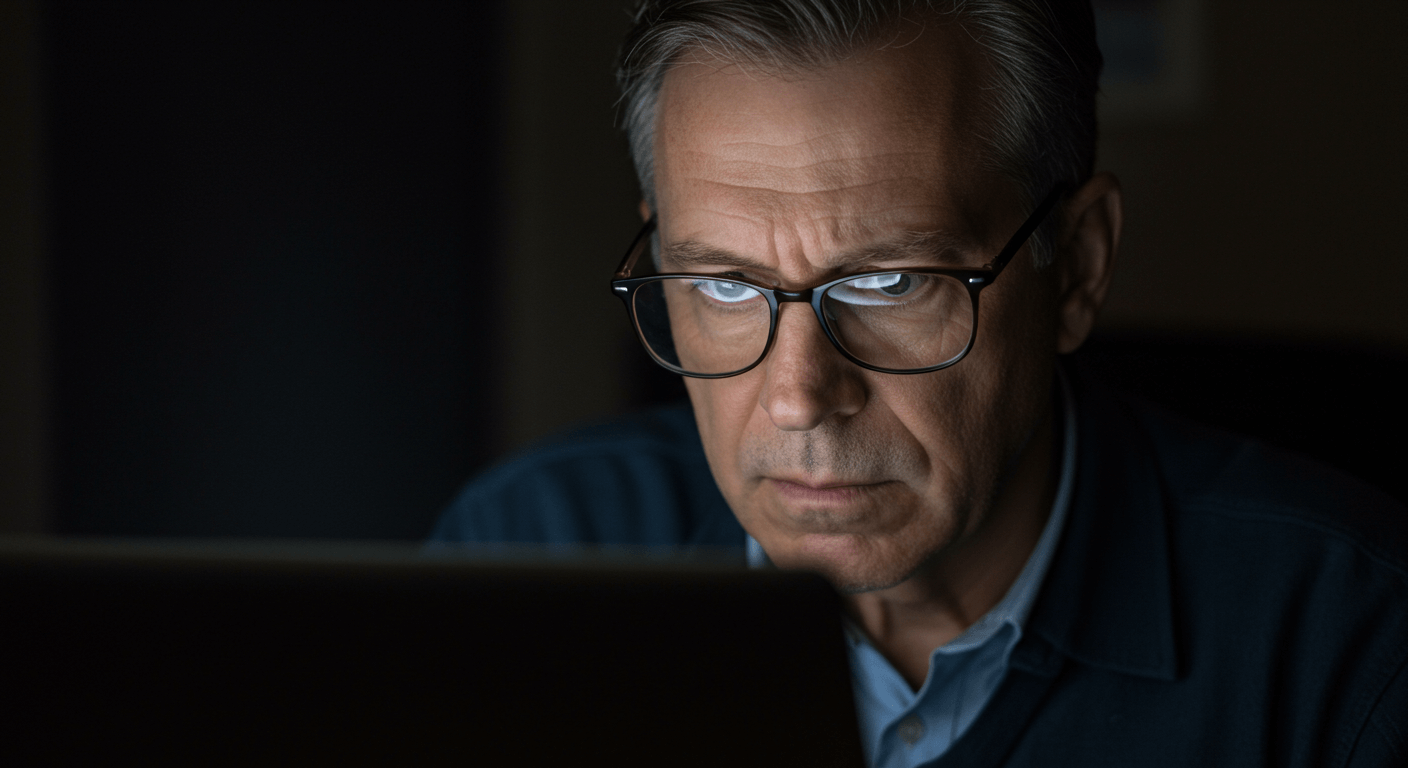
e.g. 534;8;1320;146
611;186;1066;378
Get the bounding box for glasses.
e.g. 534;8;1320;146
611;186;1065;378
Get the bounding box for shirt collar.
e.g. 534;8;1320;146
937;369;1079;653
1021;367;1179;681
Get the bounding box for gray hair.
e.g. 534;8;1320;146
616;0;1102;267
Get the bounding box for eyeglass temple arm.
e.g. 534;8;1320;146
614;216;659;279
985;186;1067;275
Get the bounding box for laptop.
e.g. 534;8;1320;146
0;539;865;767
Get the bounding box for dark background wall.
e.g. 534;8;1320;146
1;0;1404;538
1098;0;1408;345
9;0;506;538
0;0;49;534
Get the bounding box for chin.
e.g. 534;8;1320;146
782;534;925;594
827;564;923;595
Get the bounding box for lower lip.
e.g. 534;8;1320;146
769;479;883;506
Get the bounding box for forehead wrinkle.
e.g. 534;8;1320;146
710;131;942;166
715;123;919;153
690;174;934;198
667;177;978;264
710;155;946;192
781;221;976;271
690;61;955;140
660;240;766;271
681;175;947;222
674;137;952;205
833;228;975;267
717;130;847;153
661;221;974;275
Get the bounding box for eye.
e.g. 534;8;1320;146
692;278;760;304
827;273;922;305
851;273;913;295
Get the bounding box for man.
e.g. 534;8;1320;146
432;1;1408;765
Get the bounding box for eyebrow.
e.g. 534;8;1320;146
659;230;974;273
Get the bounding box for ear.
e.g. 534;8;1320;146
1054;171;1122;354
638;199;652;222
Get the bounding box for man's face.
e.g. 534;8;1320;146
652;23;1061;592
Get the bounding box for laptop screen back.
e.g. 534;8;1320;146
1;541;864;767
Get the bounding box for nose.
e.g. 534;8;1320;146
757;302;867;431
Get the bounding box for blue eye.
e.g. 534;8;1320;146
827;273;922;305
693;279;759;304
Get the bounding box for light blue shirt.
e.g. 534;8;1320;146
747;376;1077;767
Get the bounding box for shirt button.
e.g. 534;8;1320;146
897;716;925;746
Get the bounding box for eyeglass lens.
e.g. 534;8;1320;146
631;274;975;376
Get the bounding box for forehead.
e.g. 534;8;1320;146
652;21;1004;265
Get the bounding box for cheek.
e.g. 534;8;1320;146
962;269;1061;438
684;374;764;493
884;270;1058;492
987;260;1061;353
871;370;998;493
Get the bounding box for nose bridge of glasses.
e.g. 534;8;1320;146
769;289;843;364
770;287;829;350
773;287;813;303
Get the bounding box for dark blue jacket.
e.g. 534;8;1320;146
431;373;1408;767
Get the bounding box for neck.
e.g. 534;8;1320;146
843;397;1060;690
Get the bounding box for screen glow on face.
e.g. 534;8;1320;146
691;273;928;307
691;278;761;304
827;273;925;305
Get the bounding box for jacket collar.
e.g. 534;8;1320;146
1022;367;1179;681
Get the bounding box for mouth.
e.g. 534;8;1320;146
766;477;891;507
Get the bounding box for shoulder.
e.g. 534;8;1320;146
1086;374;1408;610
1131;392;1408;649
1128;393;1408;575
428;401;744;548
1156;412;1408;762
1066;372;1408;763
1071;364;1407;566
